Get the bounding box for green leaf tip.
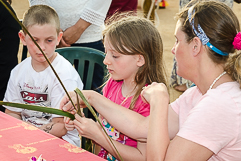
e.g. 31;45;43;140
0;101;75;120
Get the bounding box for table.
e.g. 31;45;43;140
0;112;105;161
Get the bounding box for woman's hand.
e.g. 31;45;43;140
62;18;91;45
62;25;81;45
141;82;169;105
57;38;71;48
56;29;70;48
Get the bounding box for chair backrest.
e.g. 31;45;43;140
56;46;107;150
55;46;107;91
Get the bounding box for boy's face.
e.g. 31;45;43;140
19;24;62;65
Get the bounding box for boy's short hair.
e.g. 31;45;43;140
22;5;60;33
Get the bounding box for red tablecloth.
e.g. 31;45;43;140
0;112;105;161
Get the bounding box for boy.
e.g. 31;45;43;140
3;5;83;147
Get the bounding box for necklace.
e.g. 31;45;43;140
120;94;131;105
209;71;226;90
118;83;136;105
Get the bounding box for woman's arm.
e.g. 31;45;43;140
142;83;170;160
61;19;91;45
143;83;213;161
60;90;149;141
61;89;179;142
61;0;112;46
164;136;214;161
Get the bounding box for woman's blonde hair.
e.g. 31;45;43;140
103;15;167;110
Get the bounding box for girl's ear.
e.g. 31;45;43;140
56;31;63;46
137;54;145;67
192;37;202;57
18;31;27;46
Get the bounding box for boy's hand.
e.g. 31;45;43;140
39;117;67;138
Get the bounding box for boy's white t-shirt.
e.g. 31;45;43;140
4;53;83;147
171;82;241;160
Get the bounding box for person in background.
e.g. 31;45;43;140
61;1;241;160
4;5;83;147
0;0;20;112
179;0;233;9
63;16;167;160
106;0;138;19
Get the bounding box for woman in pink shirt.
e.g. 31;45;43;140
140;1;241;160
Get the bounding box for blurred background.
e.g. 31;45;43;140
11;0;241;103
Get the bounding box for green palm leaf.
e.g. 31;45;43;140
0;101;75;120
74;88;124;161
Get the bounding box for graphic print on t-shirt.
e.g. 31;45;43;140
98;118;127;160
20;91;47;104
18;83;52;127
19;83;49;105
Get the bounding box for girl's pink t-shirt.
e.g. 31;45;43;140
98;78;150;159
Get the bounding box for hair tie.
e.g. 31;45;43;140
233;32;241;50
188;6;229;56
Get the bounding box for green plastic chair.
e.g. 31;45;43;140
55;46;107;91
55;46;107;150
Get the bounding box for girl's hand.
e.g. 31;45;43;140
141;82;169;104
63;109;77;128
64;116;75;131
60;91;87;112
74;114;102;142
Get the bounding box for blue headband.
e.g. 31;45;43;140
188;7;228;56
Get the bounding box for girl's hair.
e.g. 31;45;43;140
177;0;241;87
103;16;167;110
22;5;60;33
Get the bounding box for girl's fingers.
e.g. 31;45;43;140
75;113;83;121
60;91;77;111
64;116;71;124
